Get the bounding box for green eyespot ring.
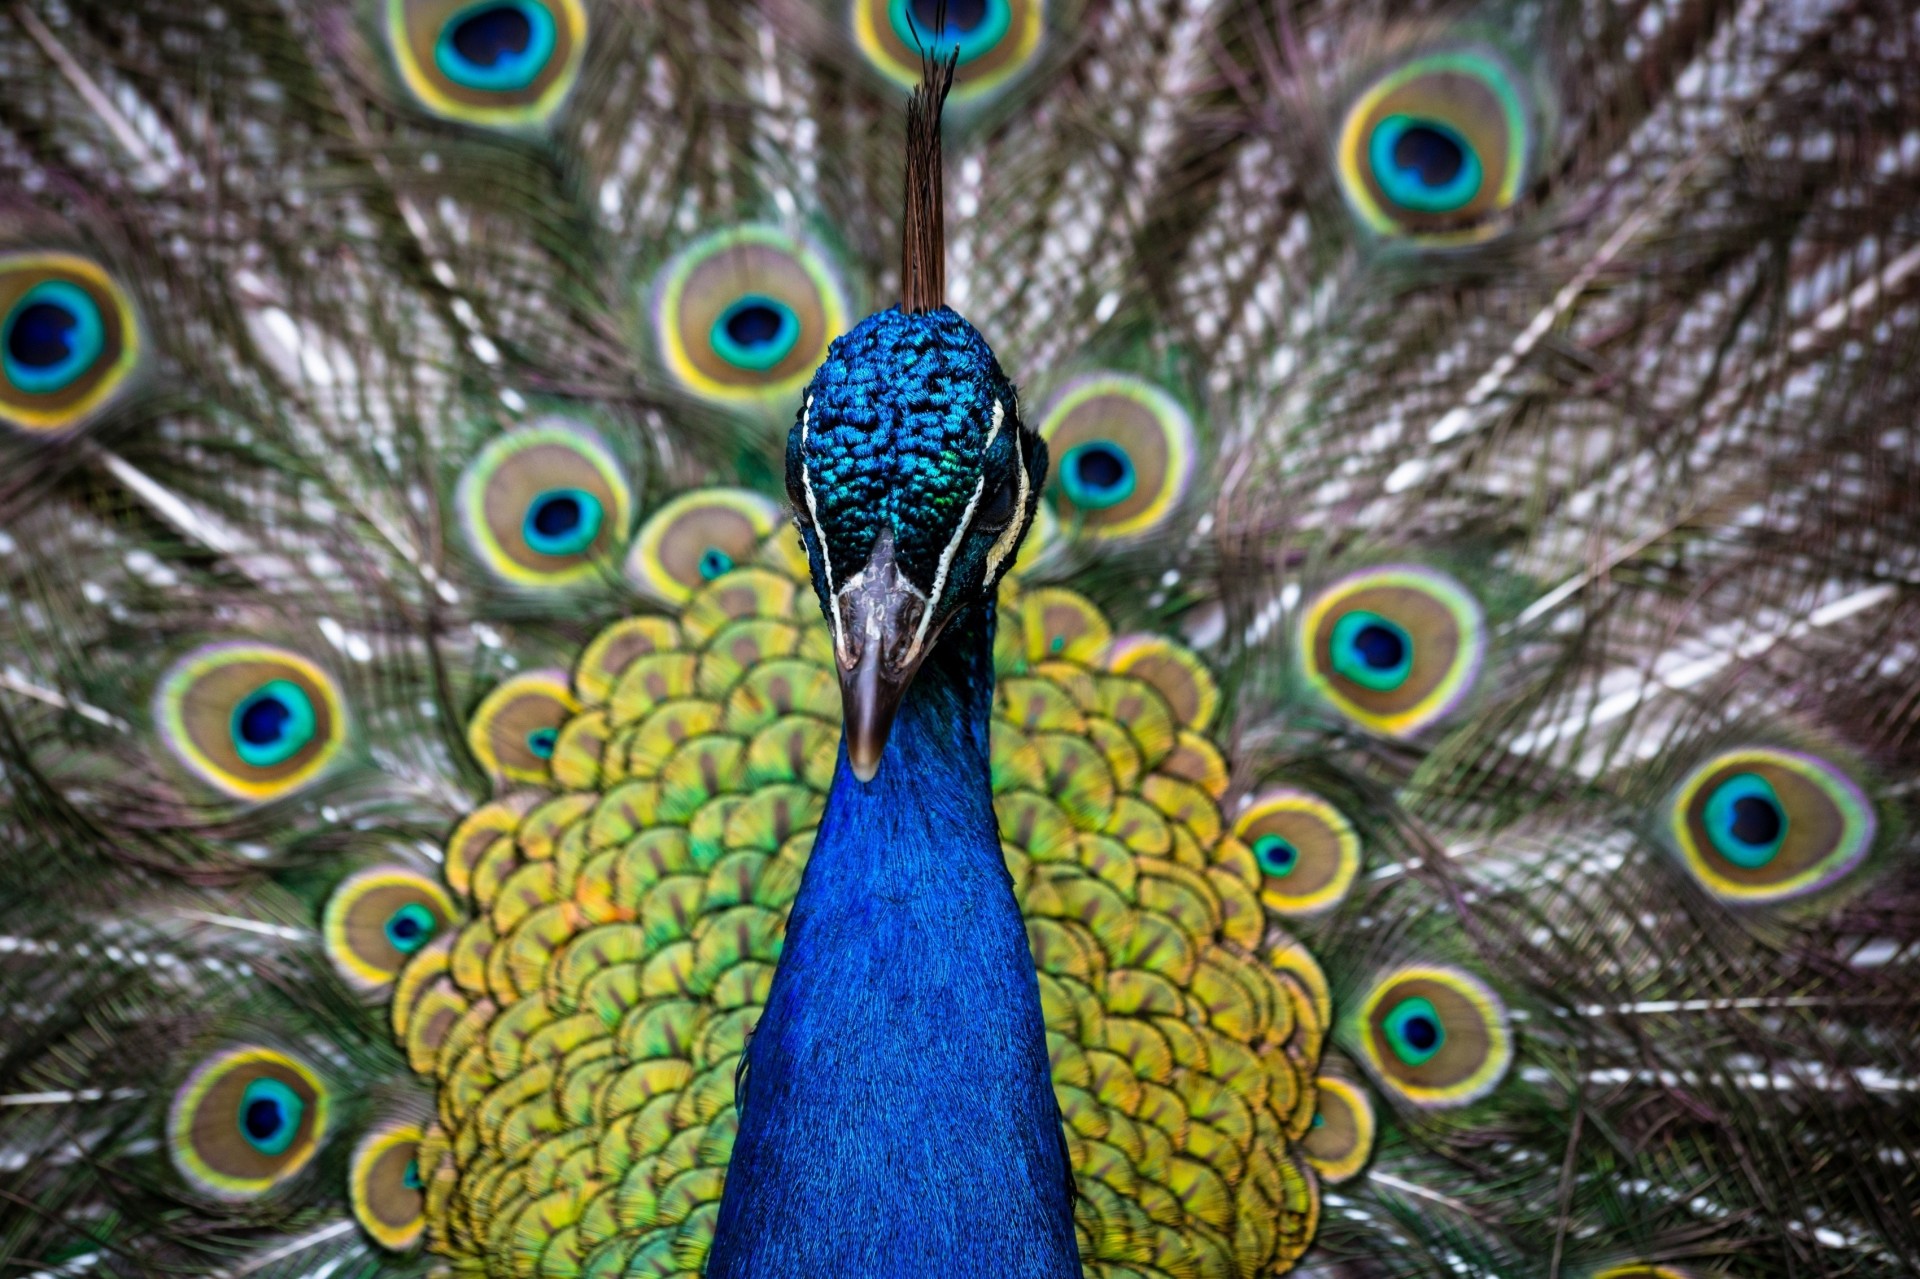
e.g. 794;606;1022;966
1253;834;1300;877
1381;994;1445;1066
521;487;604;557
433;1;558;92
855;0;1042;103
885;0;1013;66
709;295;802;372
229;680;319;769
1368;115;1484;213
1059;440;1138;510
1701;771;1787;869
1329;610;1413;692
383;902;440;954
237;1077;305;1156
4;280;105;395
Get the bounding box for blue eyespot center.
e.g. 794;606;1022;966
230;680;318;769
436;1;557;93
1383;995;1445;1066
1370;115;1483;214
891;0;1010;65
1060;441;1136;510
237;1078;304;1156
1330;611;1413;692
402;1157;425;1191
385;902;438;954
1704;772;1788;868
710;296;801;372
522;488;603;557
3;281;106;395
526;726;558;759
1254;834;1300;878
912;0;988;32
698;547;735;581
1310;1111;1325;1128
8;302;76;367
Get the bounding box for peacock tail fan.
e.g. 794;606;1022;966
0;0;1917;1277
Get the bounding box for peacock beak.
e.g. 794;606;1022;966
830;530;935;783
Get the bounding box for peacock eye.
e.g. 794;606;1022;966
1668;747;1877;904
854;0;1043;104
1;253;141;433
1355;964;1511;1108
1335;49;1536;244
652;226;850;409
386;0;586;128
1234;787;1361;916
974;478;1018;532
467;670;577;785
1299;565;1485;737
1039;374;1197;543
351;1120;428;1251
169;1047;329;1199
1298;1071;1376;1183
323;866;457;991
157;644;346;801
627;488;784;603
457;422;632;588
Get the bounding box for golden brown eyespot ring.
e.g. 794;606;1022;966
169;1046;329;1199
0;252;140;433
351;1119;428;1249
1234;787;1361;916
651;226;849;407
387;0;588;128
324;867;459;992
1354;963;1511;1108
1336;49;1534;244
1299;1072;1375;1182
155;644;347;802
1298;565;1484;737
1667;746;1876;904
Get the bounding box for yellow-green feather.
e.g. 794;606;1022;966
392;497;1332;1277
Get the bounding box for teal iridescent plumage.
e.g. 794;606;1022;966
785;306;1034;606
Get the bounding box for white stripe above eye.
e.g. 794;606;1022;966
914;399;1008;659
797;396;842;654
984;419;1029;584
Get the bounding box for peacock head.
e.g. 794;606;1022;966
786;305;1046;781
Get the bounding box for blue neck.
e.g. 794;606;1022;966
707;602;1081;1279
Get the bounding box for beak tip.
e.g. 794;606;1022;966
850;754;881;784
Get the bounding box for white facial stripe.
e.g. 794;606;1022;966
984;423;1029;583
912;398;1014;661
915;472;987;657
798;395;843;655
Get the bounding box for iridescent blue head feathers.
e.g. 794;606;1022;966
784;44;1044;779
787;308;1045;778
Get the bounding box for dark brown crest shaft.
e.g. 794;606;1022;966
901;17;958;313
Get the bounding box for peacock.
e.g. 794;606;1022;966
0;0;1916;1277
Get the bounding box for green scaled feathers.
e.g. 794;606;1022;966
392;511;1332;1277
